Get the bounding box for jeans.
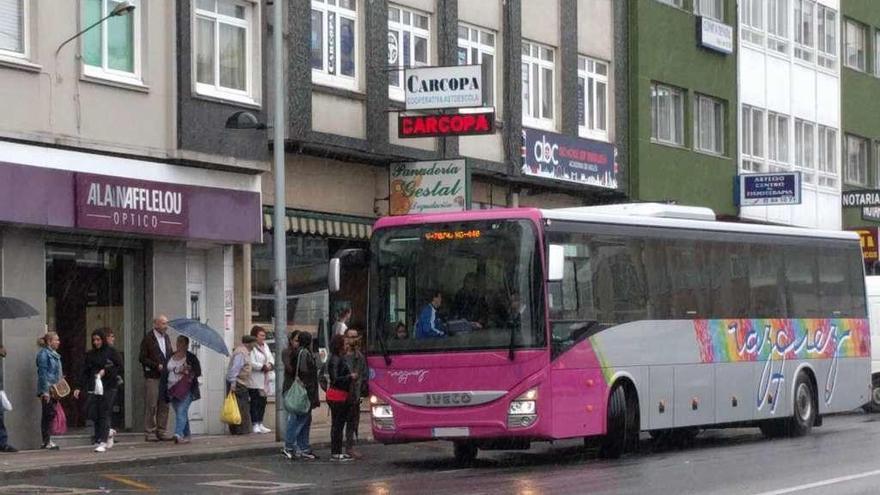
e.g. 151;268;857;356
248;388;267;424
0;407;7;447
328;400;349;455
172;392;193;438
41;398;57;446
284;411;312;453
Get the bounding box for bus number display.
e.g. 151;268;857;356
424;230;481;241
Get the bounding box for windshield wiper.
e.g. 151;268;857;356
508;323;518;361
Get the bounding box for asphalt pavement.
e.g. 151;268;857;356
5;413;880;494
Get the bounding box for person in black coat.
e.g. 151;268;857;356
282;331;320;460
326;334;356;461
73;329;122;453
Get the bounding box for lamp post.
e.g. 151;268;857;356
270;0;287;443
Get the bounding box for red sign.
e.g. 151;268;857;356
399;111;495;138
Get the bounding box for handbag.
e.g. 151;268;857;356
168;375;193;401
220;390;241;425
50;401;67;435
93;376;104;396
283;350;311;415
50;378;70;399
326;387;349;402
0;391;11;411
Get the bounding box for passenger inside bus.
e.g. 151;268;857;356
415;291;447;339
452;273;488;329
393;321;409;340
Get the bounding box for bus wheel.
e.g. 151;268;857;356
599;383;637;459
863;374;880;413
758;419;786;438
453;441;478;465
787;372;817;437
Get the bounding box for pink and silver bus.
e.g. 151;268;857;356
331;204;871;462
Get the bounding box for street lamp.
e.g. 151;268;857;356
55;1;136;57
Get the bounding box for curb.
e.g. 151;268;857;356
0;438;376;482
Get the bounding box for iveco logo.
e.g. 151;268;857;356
425;392;473;406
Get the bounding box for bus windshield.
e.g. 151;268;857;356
370;219;544;354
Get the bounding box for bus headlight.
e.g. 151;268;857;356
370;395;395;430
508;388;538;428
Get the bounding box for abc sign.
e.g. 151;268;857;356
534;135;559;165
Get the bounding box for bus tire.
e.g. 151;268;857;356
758;419;786;438
787;371;817;437
863;374;880;413
599;383;637;459
453;441;478;465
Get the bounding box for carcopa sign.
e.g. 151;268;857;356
521;128;617;189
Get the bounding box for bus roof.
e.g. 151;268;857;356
373;204;858;242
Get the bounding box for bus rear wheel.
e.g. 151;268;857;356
787;372;817;437
598;383;638;459
453;441;478;465
863;374;880;413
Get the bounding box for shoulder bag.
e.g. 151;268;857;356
283;350;311;415
50;377;70;399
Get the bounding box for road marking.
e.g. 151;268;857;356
102;474;156;492
230;462;276;475
198;480;314;493
0;486;101;494
753;468;880;495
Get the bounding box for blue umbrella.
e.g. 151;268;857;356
168;318;229;356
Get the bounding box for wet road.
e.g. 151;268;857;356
6;413;880;494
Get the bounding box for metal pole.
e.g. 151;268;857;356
272;0;287;442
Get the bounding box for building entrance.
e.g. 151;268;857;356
45;242;145;430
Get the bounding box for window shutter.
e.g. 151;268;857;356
0;0;23;54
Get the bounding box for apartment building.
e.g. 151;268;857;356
0;0;267;447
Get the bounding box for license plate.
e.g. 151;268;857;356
432;427;470;438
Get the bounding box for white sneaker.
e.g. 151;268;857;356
107;429;115;449
252;424;262;434
94;443;107;453
259;424;272;434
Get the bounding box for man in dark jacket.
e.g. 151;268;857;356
139;314;173;441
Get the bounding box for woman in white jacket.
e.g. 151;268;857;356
248;325;275;434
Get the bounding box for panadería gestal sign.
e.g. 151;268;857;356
521;128;617;189
398;111;495;138
389;159;468;215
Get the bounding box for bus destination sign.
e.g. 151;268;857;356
424;230;481;242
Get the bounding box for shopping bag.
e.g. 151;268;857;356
284;380;311;415
50;402;67;435
0;391;11;411
93;376;104;396
220;391;241;425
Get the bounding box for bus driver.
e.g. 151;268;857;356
415;291;447;339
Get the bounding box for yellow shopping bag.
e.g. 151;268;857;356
220;391;241;425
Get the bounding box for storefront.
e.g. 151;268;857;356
0;142;261;449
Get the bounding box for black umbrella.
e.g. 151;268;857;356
0;296;39;319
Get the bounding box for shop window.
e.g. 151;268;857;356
311;0;358;91
522;40;555;130
388;4;430;101
577;56;609;142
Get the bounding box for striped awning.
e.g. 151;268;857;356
262;209;373;240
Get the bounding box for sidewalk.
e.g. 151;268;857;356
0;412;373;481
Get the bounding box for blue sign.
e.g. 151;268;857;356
521;128;617;189
735;172;802;206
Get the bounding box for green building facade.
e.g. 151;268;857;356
627;0;739;217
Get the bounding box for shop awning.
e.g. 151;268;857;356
262;208;373;240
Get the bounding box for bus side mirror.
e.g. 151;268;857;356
548;244;564;282
329;258;341;293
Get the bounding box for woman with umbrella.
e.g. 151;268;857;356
73;329;122;453
165;335;202;444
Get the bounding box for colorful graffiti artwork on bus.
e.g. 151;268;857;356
694;319;870;411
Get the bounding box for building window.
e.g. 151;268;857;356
457;23;496;107
768;112;789;165
388;4;430;101
577;56;608;141
655;0;683;7
311;0;357;90
651;83;684;146
767;0;789;53
522;40;555;129
876;31;880;78
694;94;724;155
816;5;836;69
194;0;259;103
82;0;141;83
844;19;866;72
694;0;723;21
794;119;815;183
741;0;764;46
0;0;25;58
845;134;869;186
817;125;837;188
742;105;764;172
793;0;815;63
